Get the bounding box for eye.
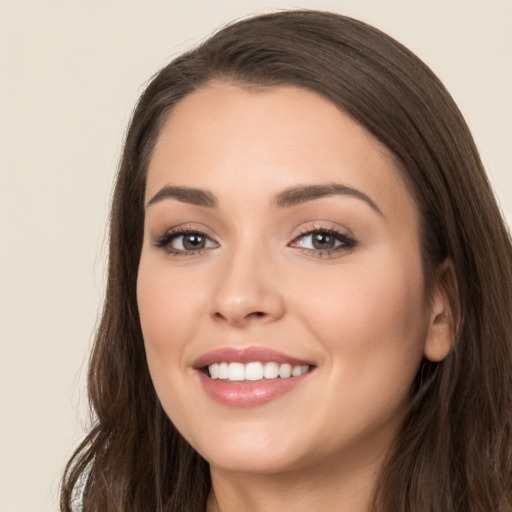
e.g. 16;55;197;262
153;229;218;255
290;227;357;255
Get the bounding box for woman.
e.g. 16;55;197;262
61;9;512;512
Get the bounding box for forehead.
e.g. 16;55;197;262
146;82;416;224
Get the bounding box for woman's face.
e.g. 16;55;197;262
137;83;447;476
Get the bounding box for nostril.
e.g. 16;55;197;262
213;310;266;322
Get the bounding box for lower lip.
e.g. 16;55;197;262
196;370;311;407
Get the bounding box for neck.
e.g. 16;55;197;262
206;450;384;512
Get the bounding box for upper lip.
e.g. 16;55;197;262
192;346;314;369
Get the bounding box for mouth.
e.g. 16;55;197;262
193;347;315;407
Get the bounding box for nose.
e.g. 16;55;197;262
210;243;285;327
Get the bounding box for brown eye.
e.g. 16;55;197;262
170;231;218;252
154;230;218;254
291;228;357;255
181;234;206;250
311;233;336;249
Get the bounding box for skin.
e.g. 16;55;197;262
137;82;452;512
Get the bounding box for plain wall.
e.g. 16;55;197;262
1;1;510;511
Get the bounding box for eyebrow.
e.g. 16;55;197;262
273;183;383;216
146;182;382;216
146;185;217;208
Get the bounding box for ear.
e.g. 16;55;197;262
423;259;459;363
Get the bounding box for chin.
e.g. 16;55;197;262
185;421;310;475
205;445;306;476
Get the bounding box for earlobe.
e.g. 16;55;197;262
423;259;459;363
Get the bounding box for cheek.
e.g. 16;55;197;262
138;255;202;340
136;256;205;388
136;257;210;438
294;251;428;388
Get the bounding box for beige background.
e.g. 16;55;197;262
0;1;510;511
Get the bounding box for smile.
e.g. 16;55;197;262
208;362;311;381
194;347;315;407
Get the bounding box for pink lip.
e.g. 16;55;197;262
192;346;314;408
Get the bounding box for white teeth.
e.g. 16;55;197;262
218;362;229;379
209;363;219;379
245;362;264;381
228;362;245;381
208;361;310;381
279;363;292;378
263;361;279;379
292;365;303;377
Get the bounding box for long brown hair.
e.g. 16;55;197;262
61;10;512;511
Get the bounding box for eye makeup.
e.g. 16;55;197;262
151;222;357;259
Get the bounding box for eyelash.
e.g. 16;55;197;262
290;225;357;256
152;226;219;257
152;225;357;257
